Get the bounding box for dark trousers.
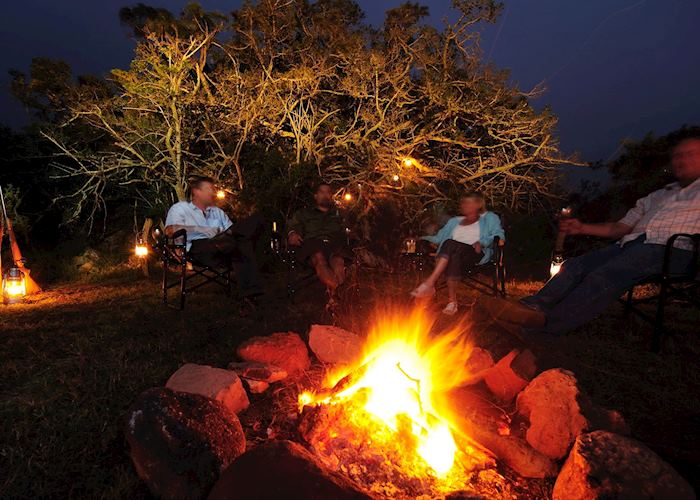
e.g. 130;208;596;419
296;236;353;264
437;239;483;280
521;235;694;334
189;213;264;297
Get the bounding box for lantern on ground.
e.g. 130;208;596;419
3;266;26;304
134;238;149;258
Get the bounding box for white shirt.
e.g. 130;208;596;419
451;219;480;245
618;178;700;249
165;201;233;250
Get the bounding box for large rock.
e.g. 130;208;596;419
308;324;363;364
166;364;249;415
553;431;694;500
463;347;494;383
516;368;628;460
125;387;246;500
208;440;371;500
236;332;310;376
483;349;537;403
227;361;288;383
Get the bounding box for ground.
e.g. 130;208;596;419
1;267;698;498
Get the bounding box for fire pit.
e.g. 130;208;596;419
297;309;500;498
125;306;695;500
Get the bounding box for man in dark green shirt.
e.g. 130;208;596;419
288;182;352;294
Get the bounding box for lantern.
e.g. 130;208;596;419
134;238;149;258
216;190;226;200
402;157;413;167
343;192;353;202
549;207;572;278
549;257;563;278
392;174;400;182
3;266;26;304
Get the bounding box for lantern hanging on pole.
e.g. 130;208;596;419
3;265;26;304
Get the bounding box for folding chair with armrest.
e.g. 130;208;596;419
158;228;233;310
620;232;700;352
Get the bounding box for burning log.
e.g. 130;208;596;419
436;386;558;478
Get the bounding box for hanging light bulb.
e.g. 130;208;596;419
343;192;353;202
402;157;413;167
216;190;226;200
392;174;400;182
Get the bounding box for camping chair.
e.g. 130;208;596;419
271;227;360;304
463;236;507;297
405;236;507;297
620;233;700;352
157;228;233;310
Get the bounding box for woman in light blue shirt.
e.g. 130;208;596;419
411;192;505;315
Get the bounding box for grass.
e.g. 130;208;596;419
0;268;698;498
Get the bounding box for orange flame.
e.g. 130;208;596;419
300;307;477;476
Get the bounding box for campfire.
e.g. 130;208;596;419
298;309;495;497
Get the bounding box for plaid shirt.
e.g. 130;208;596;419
619;177;700;249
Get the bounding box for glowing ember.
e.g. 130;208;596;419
299;308;489;485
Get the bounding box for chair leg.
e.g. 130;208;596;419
179;259;187;311
624;287;634;316
498;264;507;298
162;254;168;305
651;282;667;353
491;265;498;296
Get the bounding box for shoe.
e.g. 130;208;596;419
478;296;546;328
442;302;458;316
411;282;436;298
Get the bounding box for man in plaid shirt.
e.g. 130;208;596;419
493;133;700;334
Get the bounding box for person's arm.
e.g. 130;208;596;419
421;218;454;244
482;213;505;245
559;219;633;239
561;192;650;239
287;210;304;246
164;206;220;238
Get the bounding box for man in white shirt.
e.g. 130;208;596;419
165;176;264;300
494;133;700;334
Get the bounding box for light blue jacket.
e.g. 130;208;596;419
421;211;505;265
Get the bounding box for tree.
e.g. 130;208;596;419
39;0;577;230
40;23;223;227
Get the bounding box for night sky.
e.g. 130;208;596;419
2;0;699;184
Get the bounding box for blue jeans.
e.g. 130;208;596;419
521;236;694;334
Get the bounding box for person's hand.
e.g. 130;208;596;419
472;241;482;254
559;218;584;235
288;232;303;246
